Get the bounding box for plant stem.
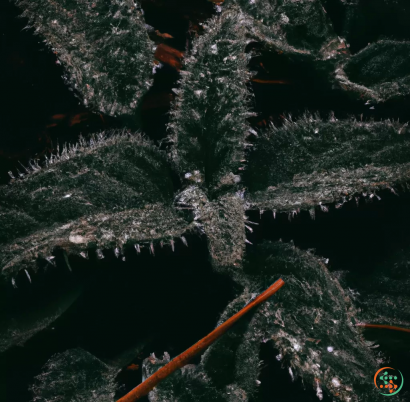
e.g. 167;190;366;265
116;278;285;402
356;323;410;333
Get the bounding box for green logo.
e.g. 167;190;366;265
374;367;404;396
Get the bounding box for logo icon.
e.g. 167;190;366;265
374;367;404;396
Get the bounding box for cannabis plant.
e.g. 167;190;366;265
1;1;410;401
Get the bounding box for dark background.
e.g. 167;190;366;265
1;1;409;401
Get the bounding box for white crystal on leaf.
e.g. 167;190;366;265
316;381;323;400
280;13;289;23
69;234;87;244
332;378;341;387
114;248;120;258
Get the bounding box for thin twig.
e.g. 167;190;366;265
356;323;410;334
116;278;285;402
251;78;291;85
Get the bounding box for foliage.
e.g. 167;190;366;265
1;1;410;401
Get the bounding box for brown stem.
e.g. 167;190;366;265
154;44;184;71
116;278;285;402
251;78;291;85
356;323;410;333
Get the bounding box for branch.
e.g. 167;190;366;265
116;278;285;402
356;323;410;334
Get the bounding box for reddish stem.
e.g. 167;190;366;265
251;78;291;85
116;278;285;402
356;323;410;333
154;44;184;71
